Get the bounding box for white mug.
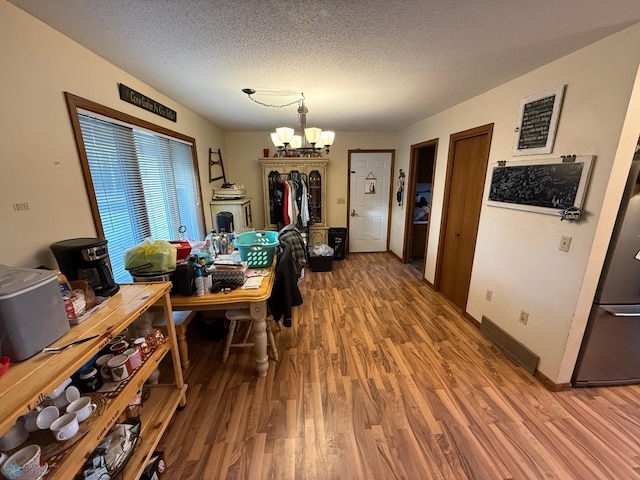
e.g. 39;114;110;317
23;408;41;433
52;385;80;410
36;405;60;430
66;397;97;423
48;377;72;399
1;444;47;480
0;420;28;451
49;412;79;442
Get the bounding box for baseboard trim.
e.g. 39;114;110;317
534;371;571;391
480;316;540;376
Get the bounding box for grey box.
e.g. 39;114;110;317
0;265;70;361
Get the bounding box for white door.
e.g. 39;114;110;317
348;151;393;252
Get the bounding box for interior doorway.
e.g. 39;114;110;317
435;124;493;312
402;140;437;274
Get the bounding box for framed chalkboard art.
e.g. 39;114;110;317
513;85;565;156
486;155;594;216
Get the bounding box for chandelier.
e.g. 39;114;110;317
242;89;335;157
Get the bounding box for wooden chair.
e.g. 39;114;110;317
152;310;197;370
223;309;279;362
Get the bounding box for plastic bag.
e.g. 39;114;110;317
124;238;177;273
309;243;334;257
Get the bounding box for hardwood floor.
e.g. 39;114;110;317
158;252;640;479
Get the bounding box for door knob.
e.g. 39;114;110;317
351;209;356;217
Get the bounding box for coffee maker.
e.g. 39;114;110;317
50;238;119;297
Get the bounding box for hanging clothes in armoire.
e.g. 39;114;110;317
268;171;310;229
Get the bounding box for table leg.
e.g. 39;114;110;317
250;300;269;377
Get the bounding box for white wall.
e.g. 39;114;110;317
393;24;640;383
0;1;226;269
223;131;399;230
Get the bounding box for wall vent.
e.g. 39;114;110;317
481;316;540;375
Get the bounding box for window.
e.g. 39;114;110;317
65;94;205;283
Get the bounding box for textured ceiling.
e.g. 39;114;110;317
9;0;640;132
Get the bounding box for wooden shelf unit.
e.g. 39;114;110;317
260;157;329;245
0;282;186;479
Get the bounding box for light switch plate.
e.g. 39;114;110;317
559;235;572;252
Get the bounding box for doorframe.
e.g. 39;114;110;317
402;139;438;264
434;123;493;294
347;149;396;254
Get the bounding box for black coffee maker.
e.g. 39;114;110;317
50;238;119;297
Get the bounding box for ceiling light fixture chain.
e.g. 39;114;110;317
242;88;335;158
241;88;304;109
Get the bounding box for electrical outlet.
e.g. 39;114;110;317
519;311;529;325
337;197;346;205
485;289;492;301
559;235;572;252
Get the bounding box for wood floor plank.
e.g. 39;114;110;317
158;252;640;479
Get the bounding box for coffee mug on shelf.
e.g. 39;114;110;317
124;347;142;371
109;340;129;356
0;444;47;480
23;408;41;433
66;396;97;423
35;405;60;430
49;412;79;442
96;354;114;381
78;367;102;392
109;334;125;345
52;385;80;409
107;354;130;382
48;377;72;399
0;420;28;451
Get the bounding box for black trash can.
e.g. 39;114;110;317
328;227;347;260
216;211;234;233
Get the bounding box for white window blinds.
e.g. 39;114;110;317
78;113;204;282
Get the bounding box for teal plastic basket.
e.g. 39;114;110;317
234;231;279;268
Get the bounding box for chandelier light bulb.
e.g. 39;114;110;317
320;131;335;147
290;135;302;149
270;132;284;147
276;127;294;145
305;127;322;145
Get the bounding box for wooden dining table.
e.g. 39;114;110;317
165;261;276;377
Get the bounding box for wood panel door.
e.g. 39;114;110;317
436;124;493;310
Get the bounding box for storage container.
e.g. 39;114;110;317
234;231;279;268
328;227;348;260
169;240;192;260
0;265;70;361
308;255;333;272
207;263;248;286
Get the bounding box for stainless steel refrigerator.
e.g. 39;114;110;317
573;144;640;386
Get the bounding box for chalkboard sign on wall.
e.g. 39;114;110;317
513;85;565;156
486;155;594;216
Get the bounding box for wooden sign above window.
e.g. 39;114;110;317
118;83;177;122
